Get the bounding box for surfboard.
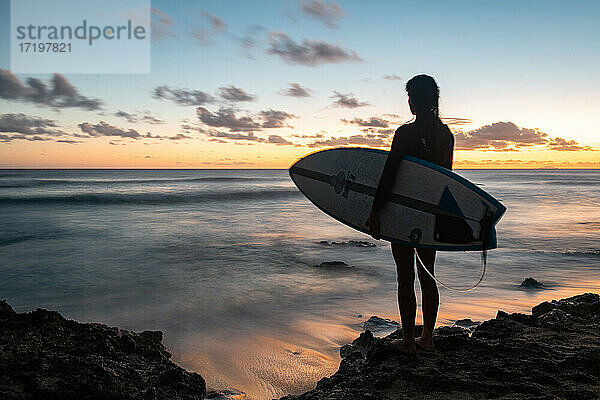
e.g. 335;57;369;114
289;148;506;251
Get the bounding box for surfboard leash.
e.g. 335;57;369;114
414;248;487;292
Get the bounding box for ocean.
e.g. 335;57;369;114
1;168;599;399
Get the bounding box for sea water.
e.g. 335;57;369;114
1;169;599;399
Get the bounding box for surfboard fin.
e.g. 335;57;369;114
434;187;476;244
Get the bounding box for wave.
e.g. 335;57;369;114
0;235;37;247
559;250;600;257
0;176;268;188
0;189;301;206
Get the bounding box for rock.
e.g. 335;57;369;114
531;301;554;317
279;292;600;400
314;261;352;269
205;388;246;399
361;316;399;333
453;318;481;332
537;308;571;326
431;326;471;352
519;277;546;289
532;293;600;320
317;240;376;248
0;304;206;399
0;300;16;319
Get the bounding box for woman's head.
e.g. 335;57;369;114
406;74;439;118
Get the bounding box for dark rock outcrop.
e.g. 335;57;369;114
519;277;546;289
452;318;481;332
281;293;600;400
0;300;206;400
205;388;245;399
313;261;352;269
361;316;399;333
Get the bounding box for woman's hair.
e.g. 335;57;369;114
405;74;440;118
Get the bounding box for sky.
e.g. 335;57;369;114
0;0;599;168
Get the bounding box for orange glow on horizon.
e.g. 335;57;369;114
1;138;598;169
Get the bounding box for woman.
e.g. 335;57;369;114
366;74;454;355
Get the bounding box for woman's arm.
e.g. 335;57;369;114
444;126;455;170
365;127;406;239
372;128;405;211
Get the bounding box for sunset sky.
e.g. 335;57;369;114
1;0;599;168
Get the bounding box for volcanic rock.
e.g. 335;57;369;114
0;300;206;400
280;293;600;400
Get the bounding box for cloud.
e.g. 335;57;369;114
239;25;266;59
279;83;312;97
0;113;62;135
300;0;345;28
141;114;165;125
454;121;548;151
196;107;296;131
180;123;207;135
342;116;389;127
196;107;262;131
0;113;68;142
454;121;596;152
79;121;143;139
56;139;80;144
0;134;52;142
205;131;295;145
547;137;596;152
168;133;193;140
292;133;325;138
259;109;297;128
358;127;395;138
307;134;388;148
114;110;137;123
218;85;256;102
79;121;187;142
383;74;402;81
267;32;362;66
198;125;296;146
0;69;103;110
204;12;226;31
151;8;175;42
331;91;370;108
442;117;472;126
374;128;395;137
267;135;294;145
206;130;265;142
115;110;165;124
192;11;226;45
153;85;215;106
199;160;254;166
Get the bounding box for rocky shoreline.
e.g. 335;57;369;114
281;293;600;400
2;293;599;400
0;300;206;400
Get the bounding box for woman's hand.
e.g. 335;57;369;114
365;208;381;240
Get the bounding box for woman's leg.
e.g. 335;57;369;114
391;244;416;354
415;248;439;350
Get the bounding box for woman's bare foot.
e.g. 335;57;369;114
387;339;417;355
415;336;434;352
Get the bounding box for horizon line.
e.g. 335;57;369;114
1;167;599;171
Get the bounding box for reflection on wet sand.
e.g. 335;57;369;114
179;320;357;399
178;280;600;400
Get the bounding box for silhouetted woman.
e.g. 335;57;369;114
366;74;454;354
